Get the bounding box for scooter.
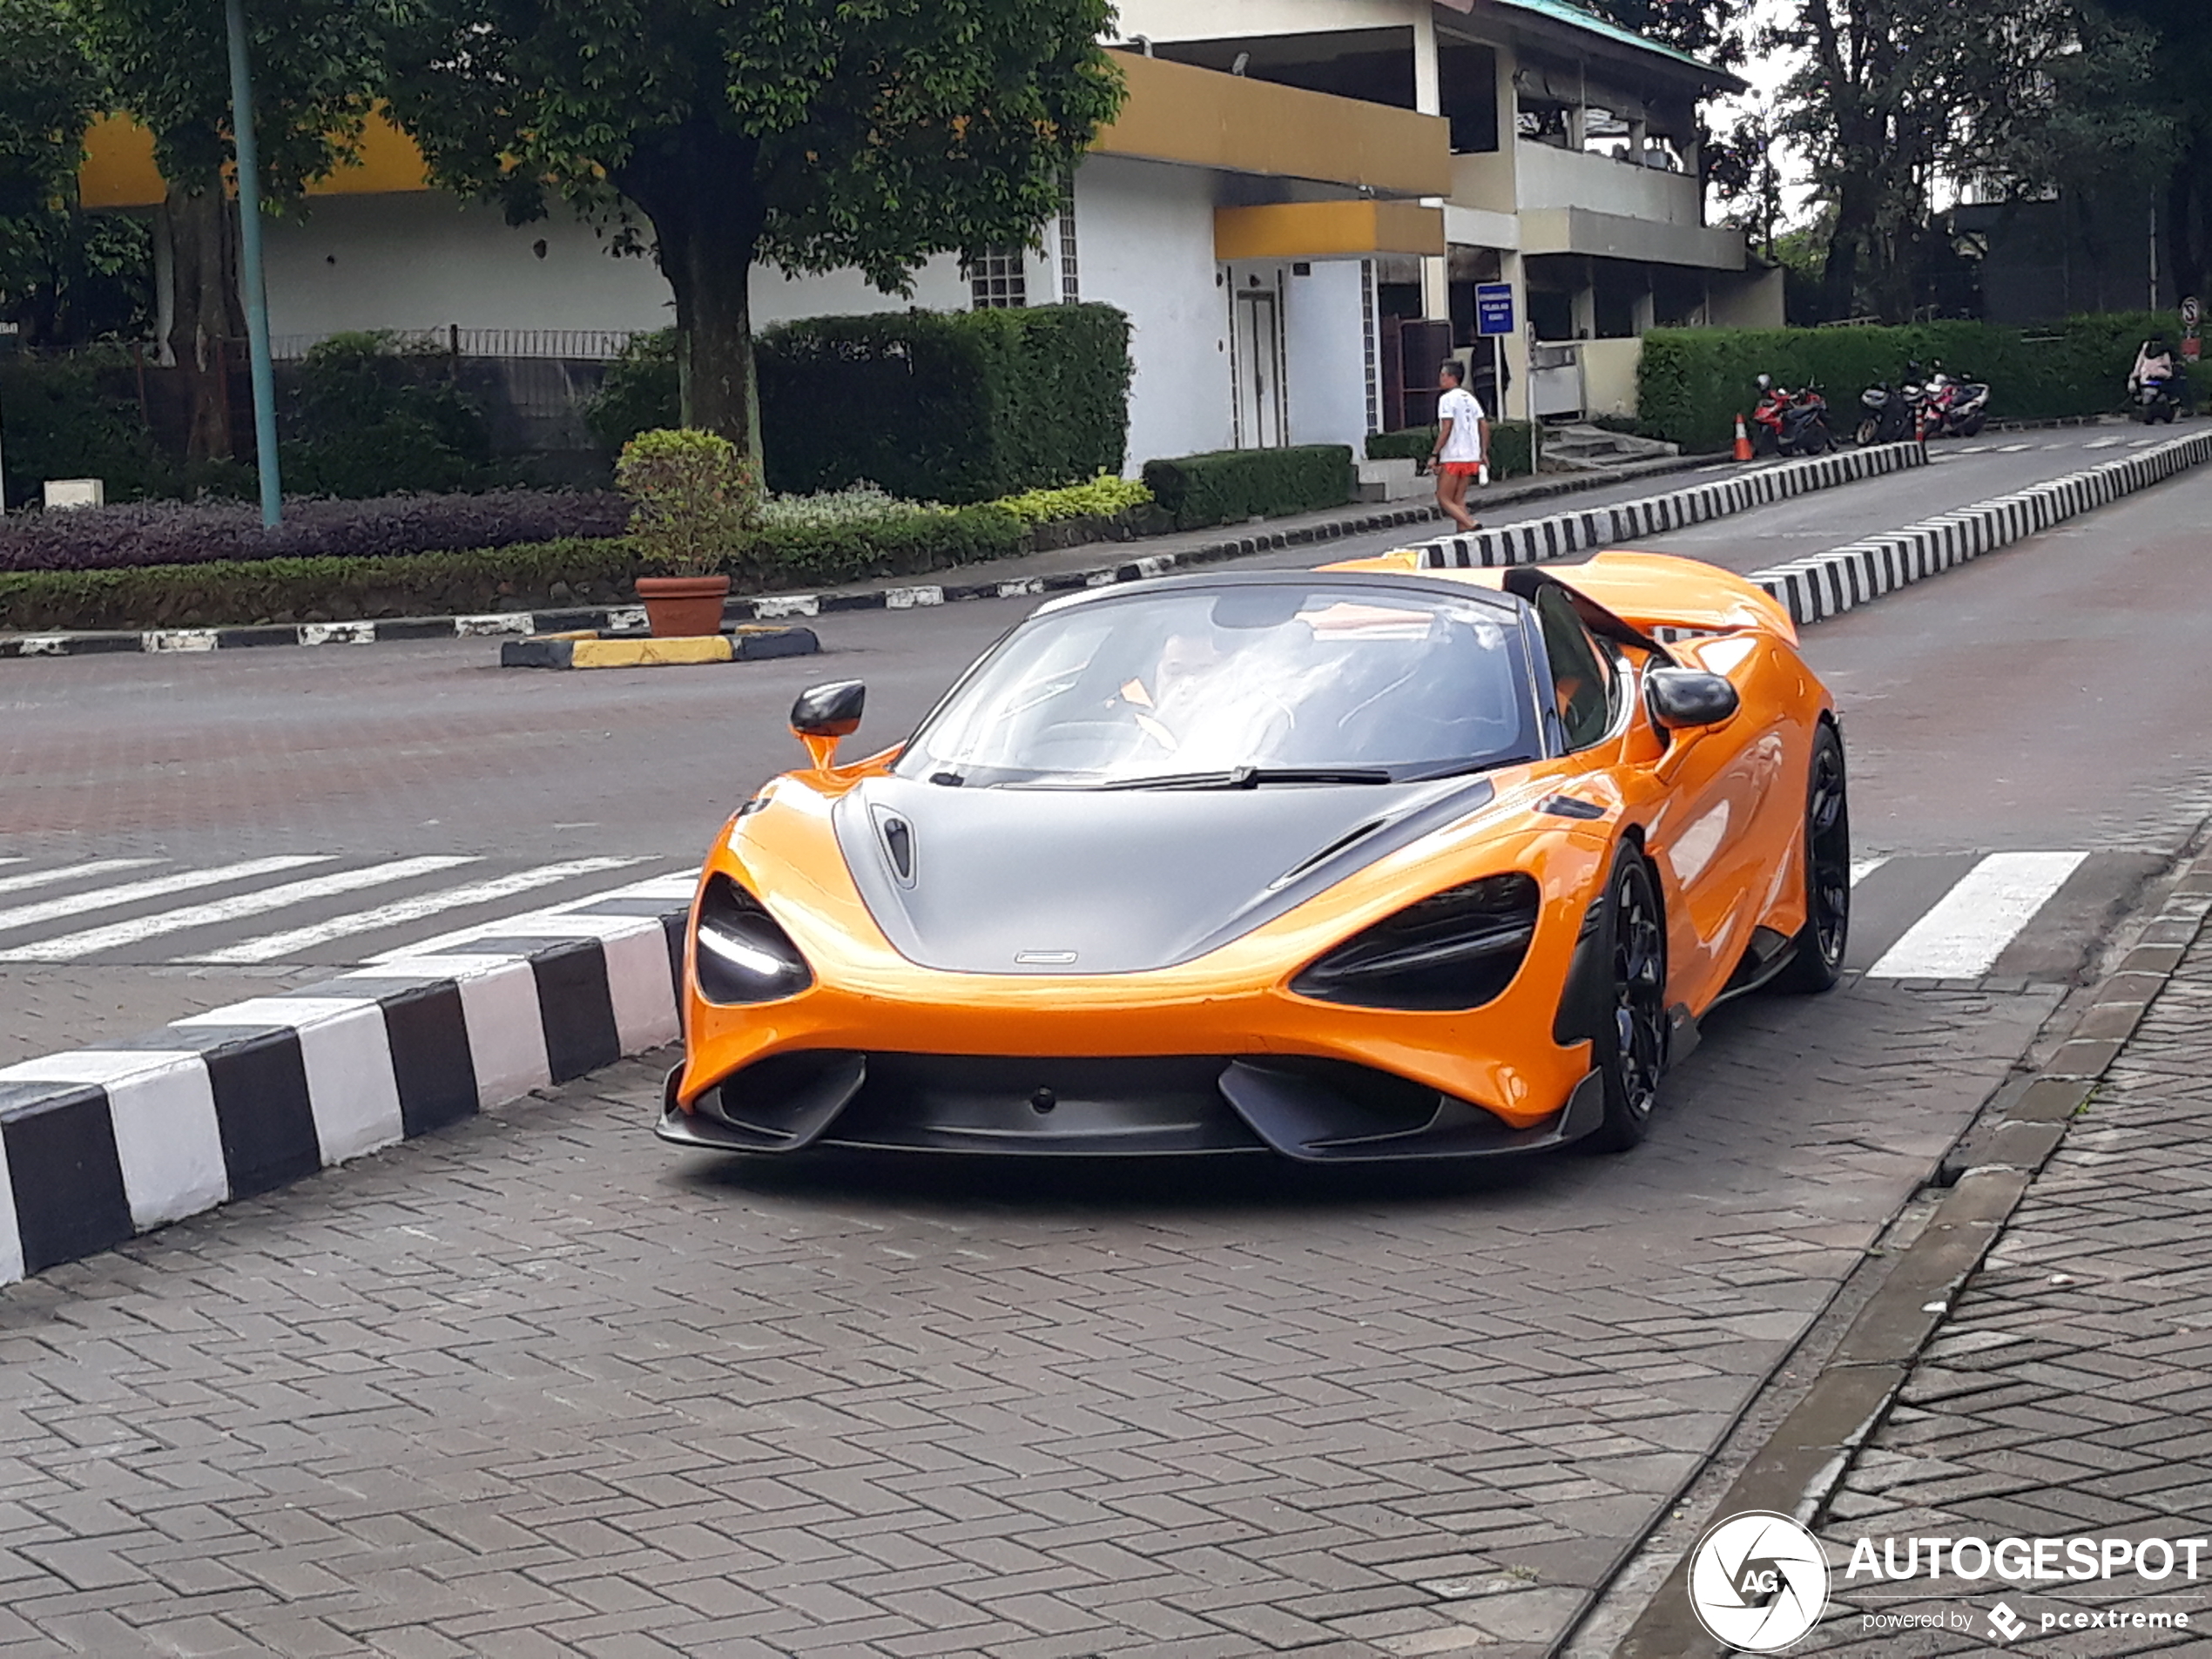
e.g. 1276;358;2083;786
2132;368;2182;424
1752;374;1833;457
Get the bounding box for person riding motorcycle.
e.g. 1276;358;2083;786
2131;337;2195;415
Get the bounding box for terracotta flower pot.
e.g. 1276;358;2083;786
636;574;732;639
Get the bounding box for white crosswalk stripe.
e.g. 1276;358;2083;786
0;857;161;899
189;857;650;964
0;855;331;937
0;856;475;962
1865;852;2089;980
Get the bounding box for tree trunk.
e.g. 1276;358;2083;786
161;172;246;462
612;121;768;469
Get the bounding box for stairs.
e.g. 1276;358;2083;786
1541;423;1681;472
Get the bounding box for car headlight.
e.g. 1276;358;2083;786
1291;874;1540;1011
694;874;813;1005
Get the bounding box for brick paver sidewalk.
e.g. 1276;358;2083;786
1808;917;2212;1653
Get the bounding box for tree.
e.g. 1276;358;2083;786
77;0;378;457
1578;0;1747;70
2099;0;2212;303
0;0;146;347
1770;0;2180;322
377;0;1125;465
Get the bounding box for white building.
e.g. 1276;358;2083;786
81;3;1770;474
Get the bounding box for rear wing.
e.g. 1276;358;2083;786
1322;548;1798;646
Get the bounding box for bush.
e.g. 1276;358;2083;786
1365;422;1541;478
754;305;1134;503
0;351;176;507
0;500;1038;631
584;330;679;455
995;471;1152;524
1141;445;1354;531
279;332;496;497
583;309;1136;507
1638;312;2182;451
0;489;629;574
617;428;759;577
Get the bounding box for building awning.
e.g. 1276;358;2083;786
1215;201;1447;262
1098;52;1452;199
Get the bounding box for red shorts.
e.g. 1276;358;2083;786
1436;461;1483;478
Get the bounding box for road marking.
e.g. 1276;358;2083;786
0;855;331;937
1996;442;2032;452
0;857;475;961
1953;444;1991;454
2084;437;2123;448
1866;852;2088;979
1851;858;1888;887
189;858;647;964
0;858;162;898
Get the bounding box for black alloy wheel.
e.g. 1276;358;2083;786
1777;722;1850;993
1583;848;1669;1152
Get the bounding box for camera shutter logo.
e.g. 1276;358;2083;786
1686;1511;1831;1652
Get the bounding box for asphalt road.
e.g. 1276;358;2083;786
0;434;2209;1655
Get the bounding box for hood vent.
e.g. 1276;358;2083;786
1269;819;1386;892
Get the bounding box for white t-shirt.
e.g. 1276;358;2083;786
1437;387;1487;461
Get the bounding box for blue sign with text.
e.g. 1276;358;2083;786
1475;283;1515;337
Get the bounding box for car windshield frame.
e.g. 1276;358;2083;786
891;577;1545;791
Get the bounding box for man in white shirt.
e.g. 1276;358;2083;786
1428;361;1490;532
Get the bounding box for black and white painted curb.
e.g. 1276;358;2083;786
1413;442;1927;570
0;869;692;1285
1745;427;2212;626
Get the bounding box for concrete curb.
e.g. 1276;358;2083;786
1742;428;2212;627
0;871;693;1286
0;456;1720;662
1412;442;1927;571
1612;846;2212;1657
499;624;819;671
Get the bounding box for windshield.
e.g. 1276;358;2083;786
895;583;1540;788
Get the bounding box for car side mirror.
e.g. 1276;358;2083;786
1645;668;1739;732
791;679;865;770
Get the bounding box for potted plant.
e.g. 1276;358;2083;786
617;427;759;637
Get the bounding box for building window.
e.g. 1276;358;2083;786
968;249;1027;310
1056;174;1080;304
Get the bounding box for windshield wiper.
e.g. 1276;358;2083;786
1093;766;1398;792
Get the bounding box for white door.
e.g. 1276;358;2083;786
1236;290;1286;448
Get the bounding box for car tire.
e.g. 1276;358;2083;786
1776;721;1850;994
1581;846;1669;1153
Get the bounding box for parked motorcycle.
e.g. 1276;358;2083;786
1854;380;1919;446
1751;374;1834;457
1923;364;1990;438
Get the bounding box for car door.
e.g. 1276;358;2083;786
1639;631;1789;1010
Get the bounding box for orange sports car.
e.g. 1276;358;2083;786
659;550;1847;1161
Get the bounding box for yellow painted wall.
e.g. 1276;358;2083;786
1214;200;1445;261
80;110;432;209
84;56;1450;211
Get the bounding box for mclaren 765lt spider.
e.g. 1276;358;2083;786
658;549;1849;1162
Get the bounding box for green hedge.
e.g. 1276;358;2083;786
589;306;1136;506
1639;312;2184;451
1140;445;1354;530
1365;421;1541;478
0;506;1028;633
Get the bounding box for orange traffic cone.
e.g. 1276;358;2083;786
1732;413;1755;462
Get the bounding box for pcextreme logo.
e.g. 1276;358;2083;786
1687;1510;1831;1652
